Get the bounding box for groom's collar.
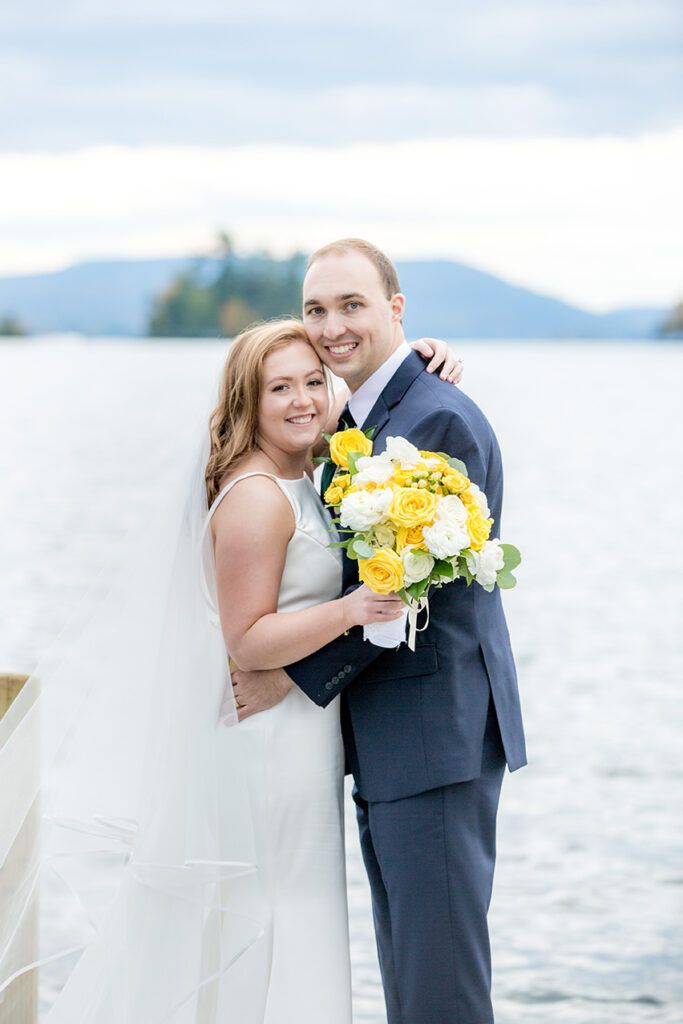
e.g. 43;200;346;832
348;340;411;428
357;348;426;434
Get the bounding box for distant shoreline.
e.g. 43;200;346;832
0;256;669;341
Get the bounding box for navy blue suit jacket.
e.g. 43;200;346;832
286;351;526;802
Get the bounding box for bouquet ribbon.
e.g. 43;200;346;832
406;594;430;651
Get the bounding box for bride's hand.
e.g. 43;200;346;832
342;585;406;628
411;338;463;383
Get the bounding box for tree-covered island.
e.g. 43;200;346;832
147;235;305;338
0;316;27;336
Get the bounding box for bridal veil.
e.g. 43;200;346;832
0;426;264;1022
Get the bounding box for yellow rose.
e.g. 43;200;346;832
324;483;345;505
359;549;404;594
388;487;439;527
395;524;427;552
443;470;470;494
329;428;373;468
467;509;493;551
324;472;353;505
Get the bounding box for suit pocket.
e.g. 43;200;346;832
368;642;439;681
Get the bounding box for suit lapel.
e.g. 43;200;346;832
360;350;426;439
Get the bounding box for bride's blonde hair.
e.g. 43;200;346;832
205;319;321;506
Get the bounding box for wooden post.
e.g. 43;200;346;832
0;674;39;1024
0;675;28;715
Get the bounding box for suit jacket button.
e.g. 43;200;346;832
325;681;334;691
331;675;340;685
343;664;352;673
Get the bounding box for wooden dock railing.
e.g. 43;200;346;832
0;674;39;1024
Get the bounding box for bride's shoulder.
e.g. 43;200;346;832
216;456;279;495
211;461;292;535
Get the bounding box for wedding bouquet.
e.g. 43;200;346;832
321;427;521;648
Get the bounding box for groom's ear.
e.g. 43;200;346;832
390;292;405;322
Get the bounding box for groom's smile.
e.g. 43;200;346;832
322;335;362;365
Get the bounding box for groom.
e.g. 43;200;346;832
233;239;526;1023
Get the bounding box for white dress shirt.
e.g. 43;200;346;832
348;340;412;429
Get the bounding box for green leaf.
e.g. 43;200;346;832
481;582;496;593
406;580;429;601
458;556;474;585
346;450;366;476
313;455;330;465
434;559;454;580
346;539;360;559
496;570;517;590
327;540;351;550
322;432;332;442
352;539;376;559
500;544;521;571
442;455;468;476
364;425;377;439
397;588;412;606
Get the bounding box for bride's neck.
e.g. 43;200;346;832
253;438;308;480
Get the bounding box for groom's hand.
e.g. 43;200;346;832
226;666;294;722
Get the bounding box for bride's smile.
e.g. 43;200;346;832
256;339;329;467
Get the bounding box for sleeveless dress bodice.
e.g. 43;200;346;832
267;474;343;613
204;471;350;1024
203;472;342;618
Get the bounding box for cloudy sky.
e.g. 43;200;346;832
1;0;682;310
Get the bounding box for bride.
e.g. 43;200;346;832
1;321;460;1022
202;319;406;1023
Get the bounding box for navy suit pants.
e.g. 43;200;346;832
354;701;505;1024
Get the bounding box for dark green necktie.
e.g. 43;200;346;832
320;405;355;497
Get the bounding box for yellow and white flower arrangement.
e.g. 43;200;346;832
321;428;520;644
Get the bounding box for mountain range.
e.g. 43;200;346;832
0;256;667;339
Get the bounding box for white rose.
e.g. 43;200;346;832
435;494;468;528
401;545;435;585
422;519;470;560
340;487;393;531
384;436;421;468
472;539;504;586
467;483;490;519
370;522;397;547
353;454;395;487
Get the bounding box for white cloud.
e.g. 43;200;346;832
1;131;681;311
1;0;681;148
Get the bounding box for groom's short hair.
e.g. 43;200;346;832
305;238;401;300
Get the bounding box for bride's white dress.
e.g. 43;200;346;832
205;472;351;1024
31;466;351;1024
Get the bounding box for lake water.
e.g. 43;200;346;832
1;337;682;1023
